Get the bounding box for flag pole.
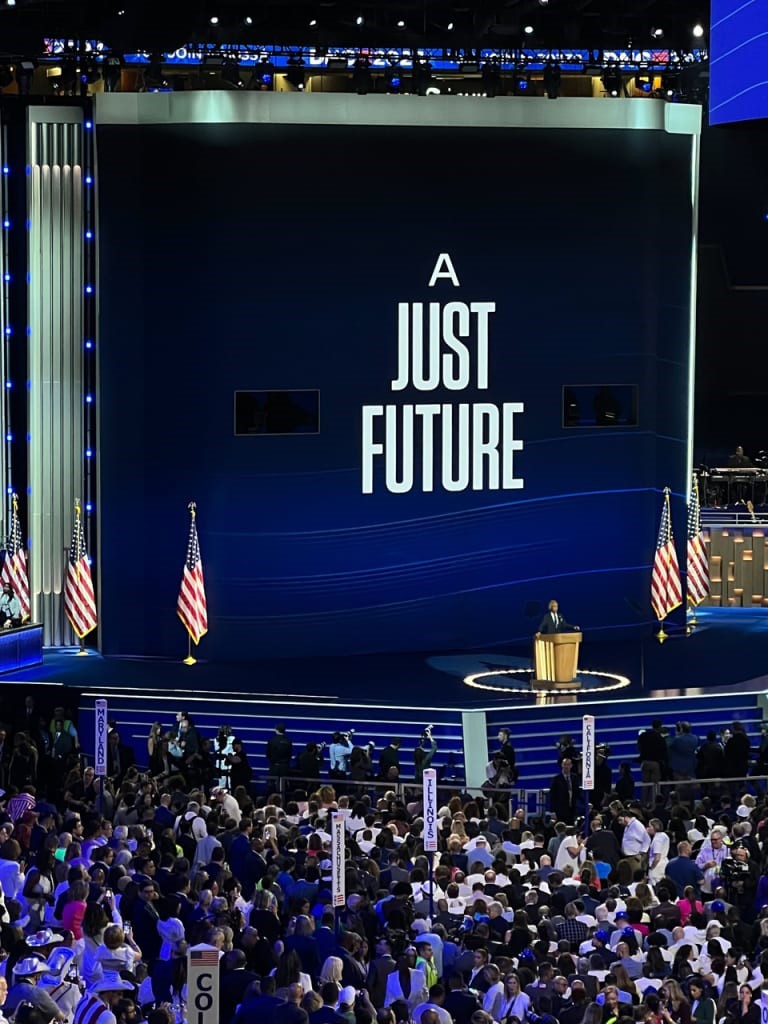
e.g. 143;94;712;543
179;500;206;665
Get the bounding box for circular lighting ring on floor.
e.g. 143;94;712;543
463;666;631;696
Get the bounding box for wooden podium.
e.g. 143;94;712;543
534;632;582;700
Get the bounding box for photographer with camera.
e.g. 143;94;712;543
414;725;437;782
329;730;355;777
720;844;758;915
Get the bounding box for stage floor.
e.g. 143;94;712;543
0;607;766;711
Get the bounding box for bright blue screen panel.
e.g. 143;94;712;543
710;0;768;125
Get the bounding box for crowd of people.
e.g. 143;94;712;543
0;703;768;1024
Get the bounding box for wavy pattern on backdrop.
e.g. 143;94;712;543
97;121;694;661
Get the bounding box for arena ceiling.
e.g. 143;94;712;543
0;0;711;56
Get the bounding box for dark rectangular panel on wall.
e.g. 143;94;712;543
96;103;697;664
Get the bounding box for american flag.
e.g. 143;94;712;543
177;503;207;645
63;501;97;638
687;474;710;606
651;488;682;621
190;948;220;965
1;493;30;621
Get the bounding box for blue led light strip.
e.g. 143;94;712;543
81;105;97;559
0;123;12;524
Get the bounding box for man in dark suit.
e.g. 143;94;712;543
229;819;267;899
218;950;260;1024
106;730;134;783
378;738;401;780
266;722;292;777
549;757;580;824
536;599;577;636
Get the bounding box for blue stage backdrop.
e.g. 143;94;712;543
97;121;694;660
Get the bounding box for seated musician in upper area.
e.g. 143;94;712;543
0;582;21;628
729;445;753;468
535;598;578;638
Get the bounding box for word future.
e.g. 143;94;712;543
361;254;524;494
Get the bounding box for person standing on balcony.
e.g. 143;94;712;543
549;757;580;824
266;722;292;778
637;719;669;800
724;722;751;789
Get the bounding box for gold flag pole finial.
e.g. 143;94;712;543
188;501;196;518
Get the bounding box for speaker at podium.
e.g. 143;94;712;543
534;631;582;690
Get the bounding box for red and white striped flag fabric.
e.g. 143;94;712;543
687;474;710;606
63;501;97;638
190;948;220;966
1;492;30;620
177;503;208;645
651;487;682;621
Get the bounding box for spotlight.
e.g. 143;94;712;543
447;22;454;31
355;15;363;25
221;60;242;89
244;16;253;25
692;23;705;38
352;57;371;94
285;56;306;90
543;61;561;98
513;72;530;95
250;58;274;90
209;16;219;25
309;19;317;27
385;66;402;92
538;0;550;5
651;27;663;39
523;24;535;35
397;19;405;28
602;68;624;97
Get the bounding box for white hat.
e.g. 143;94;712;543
736;805;750;819
90;971;136;993
14;957;49;977
339;986;356;1006
26;929;64;948
43;947;76;985
157;918;185;945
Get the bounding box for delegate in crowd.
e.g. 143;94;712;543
1;702;768;1024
